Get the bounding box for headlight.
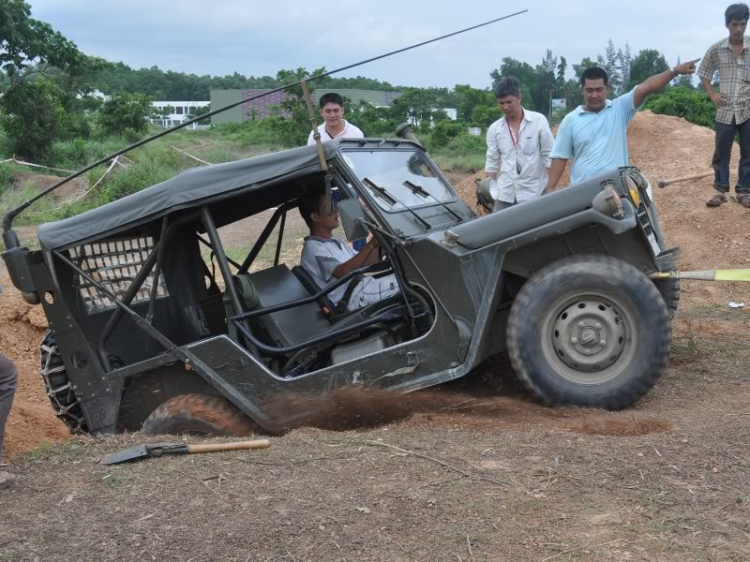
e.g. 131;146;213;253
624;174;642;207
592;186;624;219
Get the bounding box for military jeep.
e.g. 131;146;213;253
2;138;678;436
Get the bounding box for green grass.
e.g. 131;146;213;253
0;124;485;229
0;183;59;223
20;440;87;464
432;151;486;174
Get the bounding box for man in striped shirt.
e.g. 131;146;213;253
699;3;750;208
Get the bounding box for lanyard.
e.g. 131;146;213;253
506;111;524;175
507;110;524;149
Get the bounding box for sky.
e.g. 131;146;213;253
29;0;733;89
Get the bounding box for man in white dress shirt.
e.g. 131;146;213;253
307;93;365;145
484;76;555;211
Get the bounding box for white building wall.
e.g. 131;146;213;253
150;101;211;129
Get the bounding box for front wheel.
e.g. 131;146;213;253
507;255;672;410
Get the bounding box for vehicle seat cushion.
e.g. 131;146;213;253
246;264;331;348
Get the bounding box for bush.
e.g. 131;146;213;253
48;138;124;169
0;78;67;161
97;91;152;139
427;120;467;149
431;131;487;173
644;86;716;130
443;133;486;153
213;117;289;147
432;151;486;173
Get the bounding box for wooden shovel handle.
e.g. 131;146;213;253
186;439;270;454
658;171;713;188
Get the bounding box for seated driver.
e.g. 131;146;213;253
298;191;400;311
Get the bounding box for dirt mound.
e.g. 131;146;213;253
14;172;88;201
0;275;69;459
630;111;750;307
454;111;748;307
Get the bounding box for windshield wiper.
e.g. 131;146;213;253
363;178;397;206
403;180;462;222
363;178;431;231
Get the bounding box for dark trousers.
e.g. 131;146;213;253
0;354;17;464
712;118;750;193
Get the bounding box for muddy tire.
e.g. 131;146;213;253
654;277;680;318
142;393;259;437
40;330;86;433
507;255;671;410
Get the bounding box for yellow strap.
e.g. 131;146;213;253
714;269;750;282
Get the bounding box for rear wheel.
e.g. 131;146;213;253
40;330;86;433
507;255;671;410
142;393;259;436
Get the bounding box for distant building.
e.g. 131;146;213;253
209;90;289;125
209;88;403;125
407;108;458;127
150;101;211;129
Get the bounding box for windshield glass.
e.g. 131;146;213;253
343;150;455;211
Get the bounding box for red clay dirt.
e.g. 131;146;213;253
0;278;70;457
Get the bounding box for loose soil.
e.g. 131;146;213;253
3;111;750;560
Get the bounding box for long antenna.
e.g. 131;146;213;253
2;9;528;242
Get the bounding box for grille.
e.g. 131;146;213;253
69;236;168;314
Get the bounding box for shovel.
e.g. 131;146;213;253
102;439;270;465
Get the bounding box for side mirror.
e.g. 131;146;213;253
337;198;370;242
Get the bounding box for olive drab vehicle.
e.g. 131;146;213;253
1;11;679;436
2;128;679;436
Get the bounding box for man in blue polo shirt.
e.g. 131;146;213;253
545;61;699;193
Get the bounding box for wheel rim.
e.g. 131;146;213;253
541;291;637;386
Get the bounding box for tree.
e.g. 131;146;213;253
491;57;537;90
556;56;568;89
573;57;598;80
628;49;669;91
490;57;539;111
602;39;622;95
429;120;465;148
97;91;152;138
271;67;329;147
0;78;65;161
0;0;84;86
187;104;212;124
672;58;695;89
0;0;87;159
534;49;558;115
617;44;633;94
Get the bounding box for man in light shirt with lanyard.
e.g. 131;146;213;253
306;92;364;145
484;76;555;211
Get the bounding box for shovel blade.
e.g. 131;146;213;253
102;445;150;465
